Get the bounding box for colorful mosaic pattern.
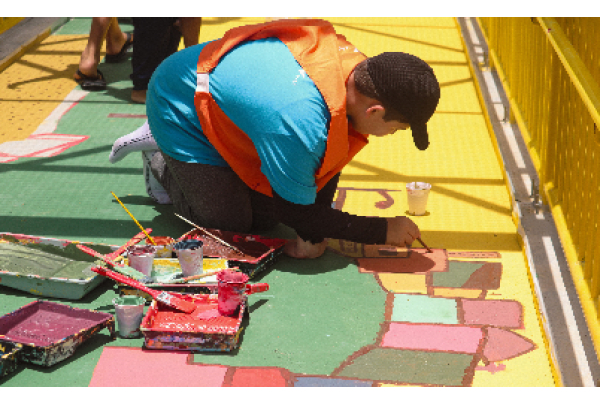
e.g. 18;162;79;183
89;250;538;387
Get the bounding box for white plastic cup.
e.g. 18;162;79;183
126;245;156;276
173;239;204;277
112;295;146;338
406;182;432;216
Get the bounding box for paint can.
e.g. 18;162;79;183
146;236;174;258
112;295;146;338
173;239;203;277
406;182;432;216
126;245;156;276
217;270;249;316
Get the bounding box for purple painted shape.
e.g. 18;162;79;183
294;377;373;387
0;301;112;347
461;299;523;328
382;322;484;354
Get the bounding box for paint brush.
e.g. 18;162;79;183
417;237;433;253
111;191;156;245
174;213;244;255
105;229;152;261
145;269;223;287
91;266;197;314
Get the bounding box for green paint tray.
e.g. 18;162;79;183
0;233;118;300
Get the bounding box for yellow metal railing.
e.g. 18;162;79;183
477;17;600;362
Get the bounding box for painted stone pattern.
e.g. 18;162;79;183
91;247;537;387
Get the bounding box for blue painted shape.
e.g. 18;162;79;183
294;376;373;387
392;294;458;324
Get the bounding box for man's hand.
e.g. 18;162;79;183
385;216;421;247
284;236;328;259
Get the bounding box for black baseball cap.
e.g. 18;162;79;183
367;52;440;150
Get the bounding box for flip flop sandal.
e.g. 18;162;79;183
105;32;133;63
73;69;107;91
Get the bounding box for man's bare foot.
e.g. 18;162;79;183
131;89;147;104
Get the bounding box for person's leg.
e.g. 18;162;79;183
155;152;258;232
179;17;202;48
131;17;182;103
76;17;112;78
104;17;129;55
109;120;157;163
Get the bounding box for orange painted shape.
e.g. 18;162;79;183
378;273;428;294
88;347;227;387
433;287;483;299
227;367;288;387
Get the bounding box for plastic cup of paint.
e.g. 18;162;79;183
146;236;175;258
217;269;249;317
127;245;156;276
112;295;146;338
406;182;432;216
173;239;204;277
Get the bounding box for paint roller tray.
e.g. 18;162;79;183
0;233;118;300
141;292;246;352
0;301;115;367
180;228;287;279
117;257;228;300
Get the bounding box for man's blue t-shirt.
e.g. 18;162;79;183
146;38;331;205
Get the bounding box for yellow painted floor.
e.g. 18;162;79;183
0;17;556;386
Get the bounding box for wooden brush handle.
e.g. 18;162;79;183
245;283;269;294
91;266;159;296
105;229;152;261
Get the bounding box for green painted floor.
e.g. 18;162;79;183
0;17;556;387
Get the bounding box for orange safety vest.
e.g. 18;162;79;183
194;19;369;197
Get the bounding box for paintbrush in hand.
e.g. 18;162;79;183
174;213;245;255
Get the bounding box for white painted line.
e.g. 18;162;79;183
32;88;88;135
543;235;595;386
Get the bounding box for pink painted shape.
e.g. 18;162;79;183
0;134;88;162
483;327;535;362
89;347;227;387
475;362;507;374
461;299;522;328
381;323;484;353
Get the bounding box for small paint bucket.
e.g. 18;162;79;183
112;295;146;338
406;182;432;216
127;245;156;276
173;239;203;277
217;270;249;316
146;236;174;258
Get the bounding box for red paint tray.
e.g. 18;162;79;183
140;292;246;352
180;229;286;279
0;301;115;367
